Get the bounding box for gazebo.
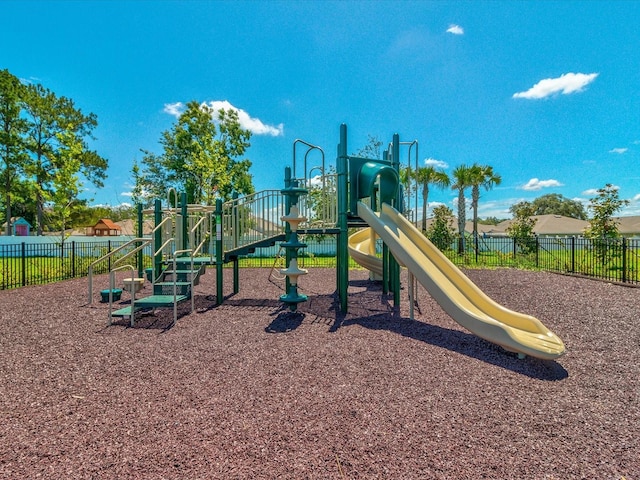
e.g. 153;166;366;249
90;219;122;236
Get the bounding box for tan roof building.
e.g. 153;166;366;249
615;216;640;236
88;219;122;236
421;214;640;237
497;215;589;237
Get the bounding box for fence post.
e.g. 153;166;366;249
571;236;575;273
512;237;517;260
21;242;26;287
535;236;539;268
621;237;627;284
72;241;76;278
108;240;112;271
474;234;479;264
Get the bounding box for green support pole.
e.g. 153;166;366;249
154;198;162;278
337;124;349;312
215;198;223;305
279;166;309;311
283;167;292;293
391;133;401;306
382;243;389;294
137;203;143;277
181;192;188;252
233;259;239;294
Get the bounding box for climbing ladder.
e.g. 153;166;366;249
108;250;200;327
88;210;205;327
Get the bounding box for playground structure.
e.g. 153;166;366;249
88;124;565;360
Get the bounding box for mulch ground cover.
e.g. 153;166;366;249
0;267;638;479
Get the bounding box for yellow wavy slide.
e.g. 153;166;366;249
353;201;565;360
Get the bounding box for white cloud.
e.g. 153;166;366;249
582;185;620;196
204;100;284;136
609;147;628;154
424;158;449;169
512;72;598;100
163;100;284;136
121;187;152;199
163;102;184;116
307;175;323;188
520;178;563;191
446;24;464;35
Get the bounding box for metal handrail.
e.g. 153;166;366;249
171;248;194;325
112;239;152;268
189;214;209;258
107;264;135;326
88;237;151;304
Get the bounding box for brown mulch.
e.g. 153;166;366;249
0;267;638;479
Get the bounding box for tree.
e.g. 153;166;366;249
139;101;254;204
469;164;501;241
0;69;29;235
507;201;537;254
50;128;83;245
479;216;505;225
426;204;456;251
22;82;107;234
531;193;586;220
583;184;629;264
130;159;153;208
398;165;413;217
451;164;473;254
353;134;383;159
412;165;450;233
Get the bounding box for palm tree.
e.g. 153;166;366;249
451;165;473;254
469;164;502;240
413;166;450;233
399;165;413;219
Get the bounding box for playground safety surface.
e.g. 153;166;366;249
0;268;638;479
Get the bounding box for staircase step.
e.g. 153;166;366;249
110;294;189;317
154;281;192;295
161;270;201;285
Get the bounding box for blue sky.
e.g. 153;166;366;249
2;0;640;218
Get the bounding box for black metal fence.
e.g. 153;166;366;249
441;235;640;285
1;235;638;290
0;240;149;290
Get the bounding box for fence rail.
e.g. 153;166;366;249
1;234;638;290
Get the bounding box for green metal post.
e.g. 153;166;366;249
233;259;239;294
137;203;143;277
382;244;389;294
391;133;401;306
337;124;349;312
284;167;292;293
181;192;188;252
215;198;223;305
154;198;162;277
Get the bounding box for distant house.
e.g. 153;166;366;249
615;216;640;237
1;217;32;236
496;215;590;237
458;214;640;237
88;219;122;236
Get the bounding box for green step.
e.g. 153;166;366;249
154;281;192;295
161;270;201;285
110;294;189;317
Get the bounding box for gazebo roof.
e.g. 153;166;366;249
94;219;122;230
